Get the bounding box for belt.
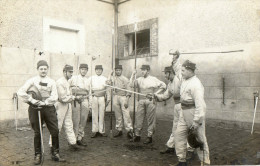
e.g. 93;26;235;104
181;103;195;110
174;97;180;104
92;90;106;97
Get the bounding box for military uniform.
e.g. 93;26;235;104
109;65;133;137
173;60;210;165
17;60;64;163
89;65;111;135
49;65;77;147
130;65;166;143
69;64;90;143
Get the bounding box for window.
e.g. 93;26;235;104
127;29;150;56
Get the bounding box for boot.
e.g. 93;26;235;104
127;131;133;139
160;147;175;154
99;132;108;137
34;154;41;165
130;136;141;142
113;130;123;137
77;140;87;146
51;153;66;162
176;162;187;166
143;137;152;144
69;144;85;151
91;132;98;138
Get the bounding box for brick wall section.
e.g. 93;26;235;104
118;18;158;58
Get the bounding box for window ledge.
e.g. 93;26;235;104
119;54;158;60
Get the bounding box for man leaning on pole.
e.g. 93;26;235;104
17;60;65;165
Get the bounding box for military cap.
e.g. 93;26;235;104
162;66;174;73
79;63;88;69
37;60;49;69
95;65;103;70
63;64;73;71
182;60;196;70
140;65;150;70
115;65;122;69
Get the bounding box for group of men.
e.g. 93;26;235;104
17;49;210;166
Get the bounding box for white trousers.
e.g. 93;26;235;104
49;102;76;146
175;108;210;164
92;96;105;133
113;95;133;132
72;100;89;141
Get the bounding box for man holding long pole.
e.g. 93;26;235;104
17;60;65;165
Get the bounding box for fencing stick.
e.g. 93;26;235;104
251;96;258;135
38;110;44;165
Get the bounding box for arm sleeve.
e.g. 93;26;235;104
191;83;206;123
154;78;166;94
44;81;58;106
156;86;173;101
17;78;34;103
56;82;74;103
172;59;182;81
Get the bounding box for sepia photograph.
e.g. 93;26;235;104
0;0;260;165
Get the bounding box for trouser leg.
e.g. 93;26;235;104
166;104;181;148
196;122;210;164
119;96;133;131
98;97;105;134
175;112;188;162
146;100;156;137
114;96;123;131
42;106;59;154
77;101;89;140
72;102;80;138
135;100;145;136
92;96;99;133
28;106;43;156
63;104;77;145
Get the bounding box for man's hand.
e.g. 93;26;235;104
132;70;137;75
37;101;46;107
30;99;40;105
190;122;201;132
124;102;129;109
105;100;111;107
146;93;156;101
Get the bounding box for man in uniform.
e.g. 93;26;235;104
89;65;111;138
107;64;133;138
17;60;65;165
173;60;210;166
49;65;85;150
150;66;181;154
70;63;90;146
130;65;166;144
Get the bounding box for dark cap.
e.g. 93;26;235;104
79;64;88;69
95;65;103;70
63;64;73;71
162;66;174;74
140;65;150;70
115;65;122;69
37;60;49;69
182;60;196;70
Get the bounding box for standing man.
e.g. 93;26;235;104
130;65;166;144
49;65;84;150
89;65;111;138
107;64;133;138
17;60;65;165
174;60;210;166
150;66;181;154
70;63;90;146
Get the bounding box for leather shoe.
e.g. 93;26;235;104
51;153;66;162
143;137;152;144
77;140;87;146
91;132;98;138
99;133;108;137
69;144;85;151
127;131;133;139
176;162;187;166
160;147;175;154
130;136;141;142
34;154;41;165
113;130;123;137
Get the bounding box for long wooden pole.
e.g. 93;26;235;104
133;21;137;137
